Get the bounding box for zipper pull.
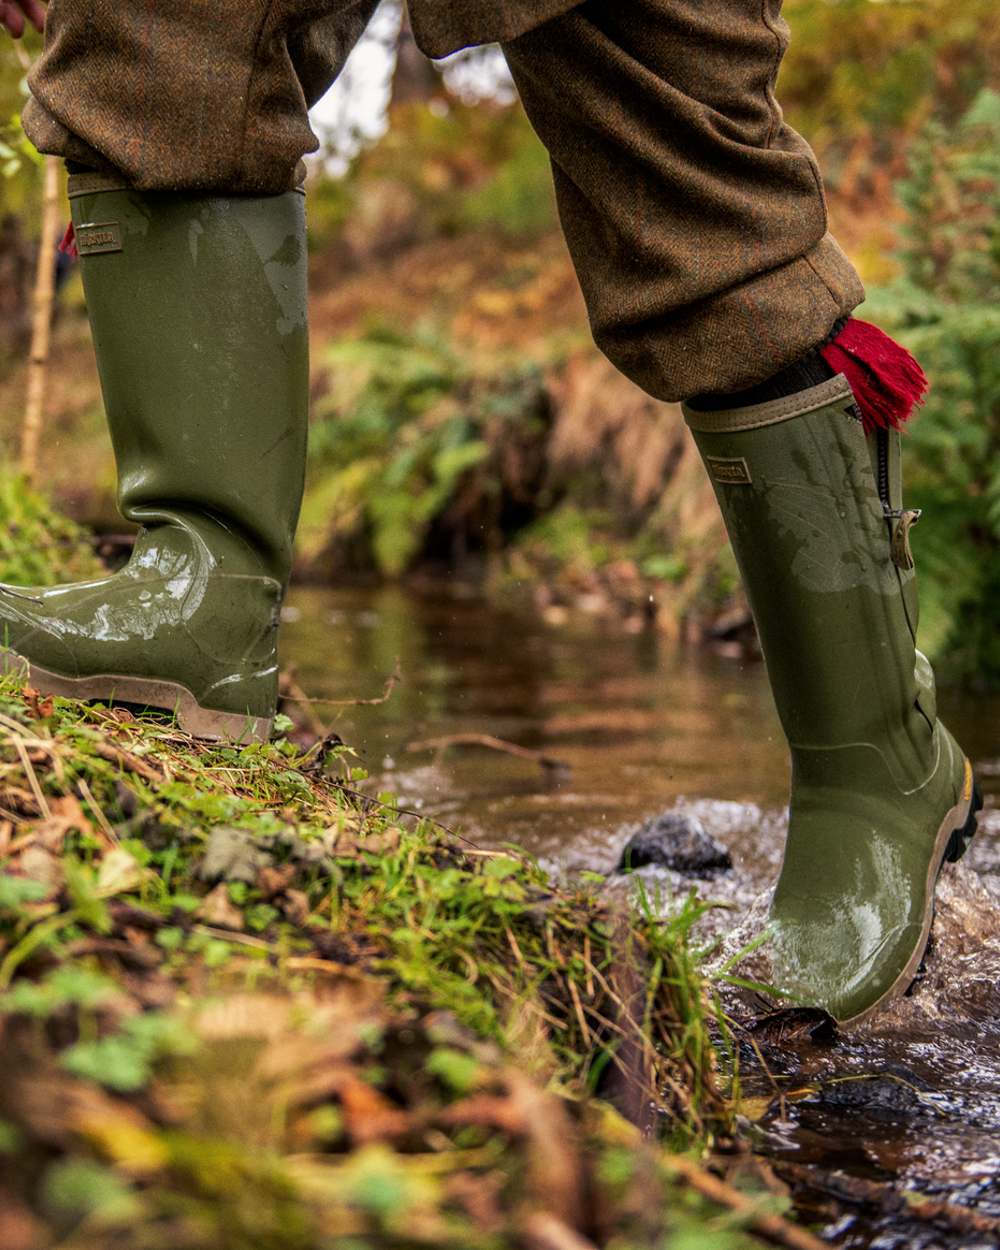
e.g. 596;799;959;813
890;509;922;571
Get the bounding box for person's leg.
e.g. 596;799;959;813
503;1;979;1025
501;0;863;402
22;0;377;192
1;1;378;740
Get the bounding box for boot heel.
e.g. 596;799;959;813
944;779;983;864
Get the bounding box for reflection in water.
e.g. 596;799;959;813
282;583;792;858
282;583;1000;1245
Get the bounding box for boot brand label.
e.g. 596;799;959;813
76;221;123;256
706;456;752;486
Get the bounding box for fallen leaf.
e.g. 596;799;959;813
75;1108;168;1176
22;687;53;719
336;1075;411;1144
96;848;147;898
196;884;244;930
257;864;296;898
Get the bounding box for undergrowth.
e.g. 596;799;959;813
0;474;104;586
0;676;804;1250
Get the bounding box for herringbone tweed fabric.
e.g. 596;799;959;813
22;0;863;398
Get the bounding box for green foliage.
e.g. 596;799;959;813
0;472;104;586
0;964;118;1016
865;89;1000;681
62;1011;197;1092
43;1158;141;1224
780;0;1000;164
453;120;555;238
513;503;615;574
0;38;44;218
307;102;556;251
302;326;547;575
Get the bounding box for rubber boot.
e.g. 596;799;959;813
683;376;980;1025
0;175;309;742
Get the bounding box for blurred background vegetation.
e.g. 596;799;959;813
0;0;998;682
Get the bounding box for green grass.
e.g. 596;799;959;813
0;675;801;1249
0;472;104;586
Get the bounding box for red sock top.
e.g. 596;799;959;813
819;317;928;435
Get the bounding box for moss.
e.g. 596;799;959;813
0;676;804;1248
0;473;104;587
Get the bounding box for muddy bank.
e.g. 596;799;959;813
2;673;835;1250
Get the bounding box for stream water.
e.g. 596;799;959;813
283;584;1000;1247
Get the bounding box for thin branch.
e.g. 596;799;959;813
407;732;571;775
20;155;62;484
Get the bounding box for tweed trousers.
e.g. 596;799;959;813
22;0;864;400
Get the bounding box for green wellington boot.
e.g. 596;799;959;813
0;175;309;742
683;376;980;1025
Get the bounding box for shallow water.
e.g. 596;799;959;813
283;583;1000;1245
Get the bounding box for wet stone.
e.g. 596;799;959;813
814;1072;934;1117
616;811;733;877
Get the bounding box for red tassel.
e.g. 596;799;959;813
819;317;928;435
58;222;78;259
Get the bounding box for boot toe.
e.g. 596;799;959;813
766;801;945;1024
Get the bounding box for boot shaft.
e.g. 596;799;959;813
683;377;936;790
69;178;310;586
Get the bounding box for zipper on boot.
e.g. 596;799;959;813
874;426;922;571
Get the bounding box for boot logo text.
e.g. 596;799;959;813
76;221;123;256
706;456;752;485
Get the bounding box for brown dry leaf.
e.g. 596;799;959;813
333;827;401;858
257;863;297;898
21;794;94;855
196;884;244;931
2;785;44;817
21;686;54;720
337;1074;411;1144
195;994;296;1043
280;889;310;926
440;1092;529;1136
254;989;378;1082
17;845;64;895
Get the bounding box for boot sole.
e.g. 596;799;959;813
0;649;272;744
841;758;982;1029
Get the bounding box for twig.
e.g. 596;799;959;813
21;155;62;483
330;779;484;850
10;733;51;820
407;732;571;775
279;666;328;738
661;1155;827;1250
91;740;165;785
282;659;403;710
776;1161;1000;1240
76;775;119;846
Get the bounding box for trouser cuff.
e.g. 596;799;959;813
600;233;865;404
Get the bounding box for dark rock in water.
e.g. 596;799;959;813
813;1071;934;1119
617;812;732;877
